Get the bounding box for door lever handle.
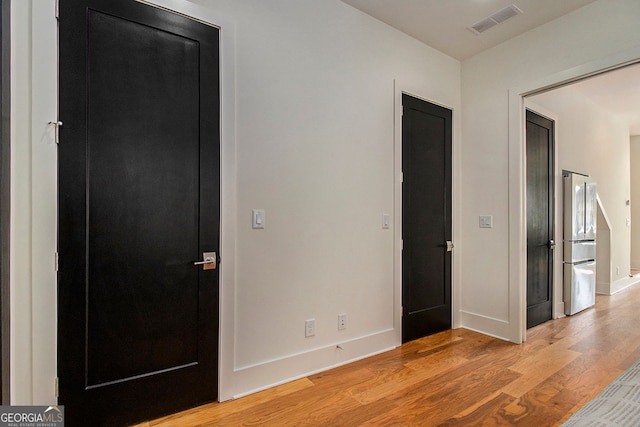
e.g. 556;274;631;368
446;241;454;252
194;252;217;270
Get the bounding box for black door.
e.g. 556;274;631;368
58;1;219;425
402;94;452;343
526;110;554;328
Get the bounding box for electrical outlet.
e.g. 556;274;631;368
338;314;347;330
305;319;315;337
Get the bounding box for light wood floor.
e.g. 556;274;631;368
136;284;640;426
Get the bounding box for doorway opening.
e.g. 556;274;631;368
513;53;640;341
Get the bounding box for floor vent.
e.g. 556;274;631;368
469;4;523;35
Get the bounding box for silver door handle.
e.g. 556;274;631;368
548;240;556;249
446;241;454;252
194;252;217;270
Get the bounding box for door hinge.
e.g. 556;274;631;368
401;240;404;251
55;377;59;399
49;121;62;144
54;252;59;272
399;172;404;183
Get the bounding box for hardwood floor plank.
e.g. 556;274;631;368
439;391;516;426
501;348;581;397
149;378;315;426
350;356;469;405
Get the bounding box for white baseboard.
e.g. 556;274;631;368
554;302;566;319
219;329;399;401
459;310;516;342
608;276;640;295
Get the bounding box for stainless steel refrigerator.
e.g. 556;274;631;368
563;172;597;315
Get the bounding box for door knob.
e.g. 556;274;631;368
446;241;454;252
548;240;556;249
194;252;217;270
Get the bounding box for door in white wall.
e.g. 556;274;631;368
58;0;220;424
526;110;555;328
401;94;452;342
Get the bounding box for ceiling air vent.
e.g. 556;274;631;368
469;4;523;35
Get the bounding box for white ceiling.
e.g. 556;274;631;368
340;0;598;61
341;0;640;136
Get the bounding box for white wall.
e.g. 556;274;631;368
461;0;640;342
631;136;640;270
530;88;631;294
13;0;461;403
185;0;461;400
596;201;612;293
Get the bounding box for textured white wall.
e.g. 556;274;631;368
461;0;640;342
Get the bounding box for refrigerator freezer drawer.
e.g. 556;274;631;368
564;261;596;315
563;240;596;263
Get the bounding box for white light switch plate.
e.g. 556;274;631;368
382;213;390;229
479;215;493;228
252;209;265;229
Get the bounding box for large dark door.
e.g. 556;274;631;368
402;94;452;343
58;1;220;425
526;110;554;328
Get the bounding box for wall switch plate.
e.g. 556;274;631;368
479;215;493;228
382;213;390;229
338;314;347;330
252;209;265;229
305;319;315;337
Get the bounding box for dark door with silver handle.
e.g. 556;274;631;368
526;110;554;328
57;1;220;425
402;94;452;343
